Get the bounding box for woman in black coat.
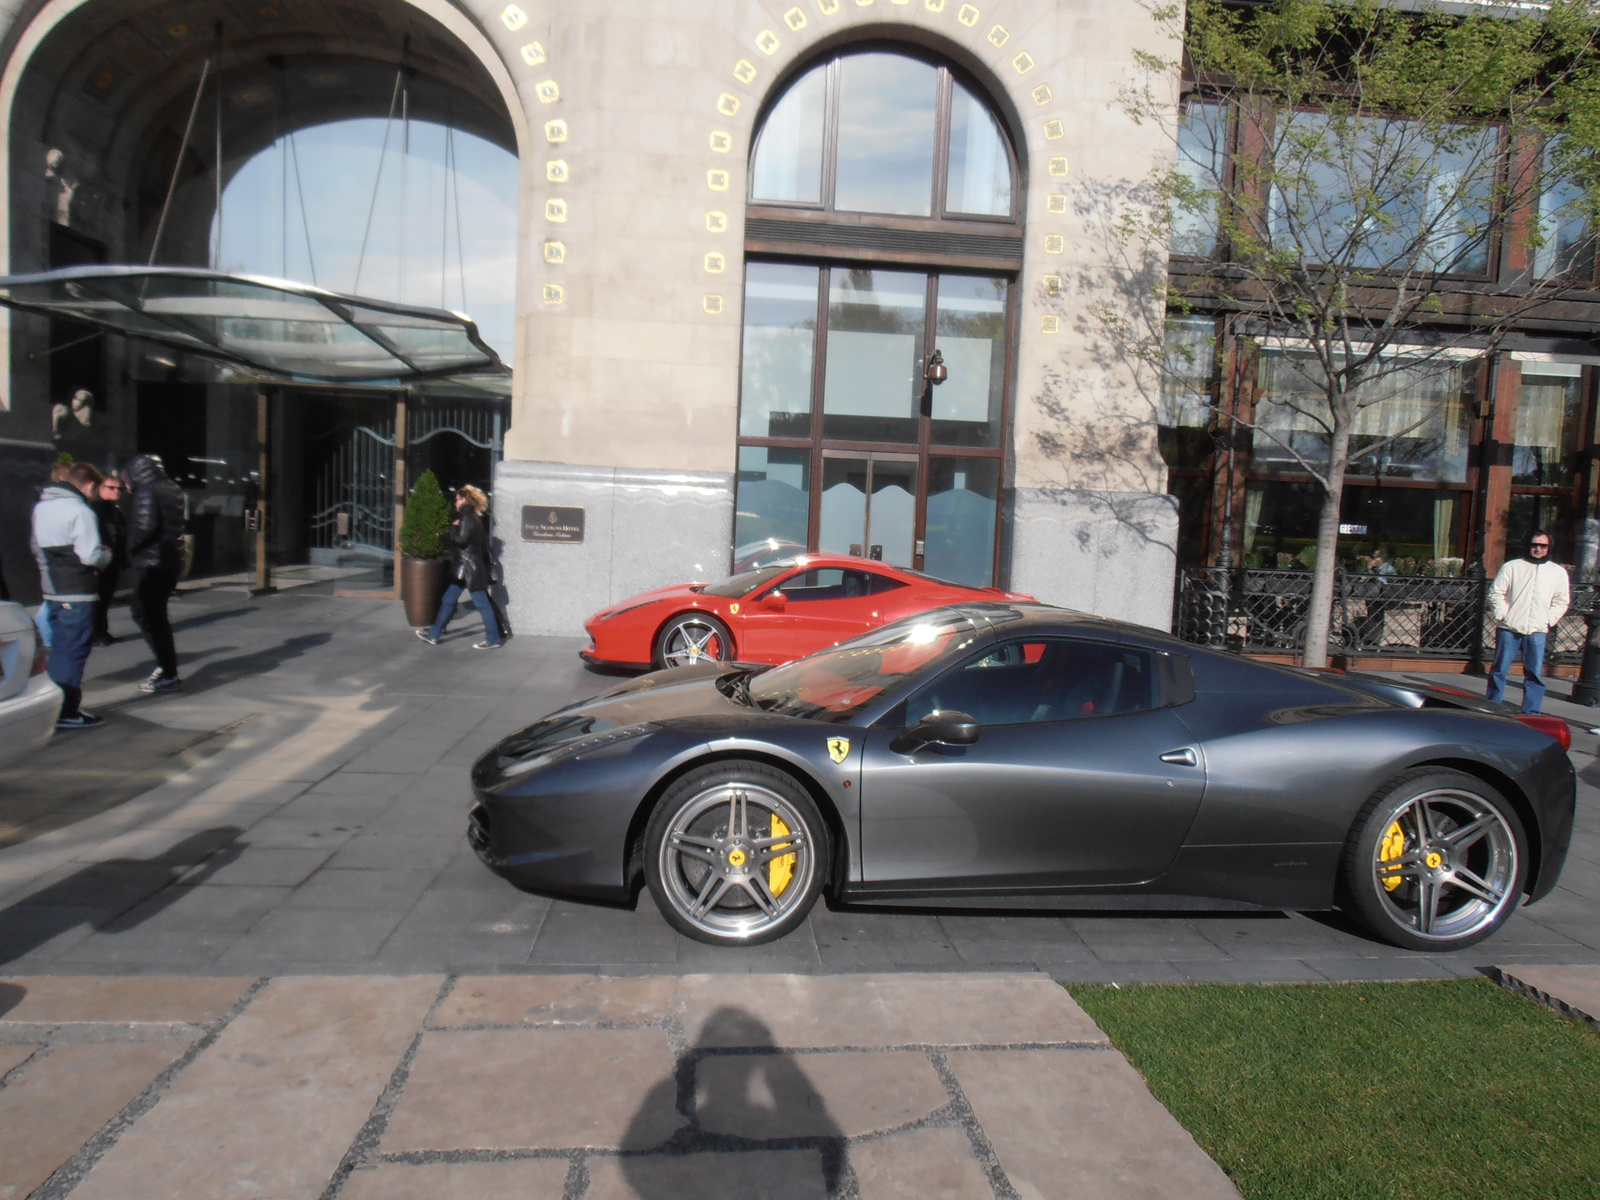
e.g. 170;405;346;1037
417;485;503;648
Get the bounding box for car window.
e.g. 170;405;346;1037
773;568;906;602
902;638;1160;727
701;563;796;598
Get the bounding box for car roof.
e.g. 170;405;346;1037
773;555;988;588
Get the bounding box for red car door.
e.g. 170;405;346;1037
739;567;900;663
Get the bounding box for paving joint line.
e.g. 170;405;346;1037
28;975;271;1200
926;1048;1018;1200
0;1021;209;1044
319;974;460;1200
1490;966;1600;1028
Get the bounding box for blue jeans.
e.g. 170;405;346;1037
427;583;503;644
1486;628;1547;713
45;600;96;717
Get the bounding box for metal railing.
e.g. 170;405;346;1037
1175;567;1595;662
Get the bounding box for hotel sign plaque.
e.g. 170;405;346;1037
521;505;585;543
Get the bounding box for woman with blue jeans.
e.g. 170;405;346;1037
417;485;503;649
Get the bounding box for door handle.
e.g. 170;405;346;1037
1159;748;1198;767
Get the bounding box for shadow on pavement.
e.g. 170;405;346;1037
169;606;259;633
621;1006;846;1198
176;633;333;696
94;645;233;683
0;827;243;966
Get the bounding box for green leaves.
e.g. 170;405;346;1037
399;469;451;560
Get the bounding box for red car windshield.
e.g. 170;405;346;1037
749;612;983;723
700;563;797;598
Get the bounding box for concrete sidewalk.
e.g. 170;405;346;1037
0;971;1241;1200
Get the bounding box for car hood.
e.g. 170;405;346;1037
587;582;709;623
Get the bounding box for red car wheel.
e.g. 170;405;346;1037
653;613;734;669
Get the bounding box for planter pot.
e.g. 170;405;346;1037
402;556;449;627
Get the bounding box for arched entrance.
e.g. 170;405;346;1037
735;47;1022;587
0;0;523;591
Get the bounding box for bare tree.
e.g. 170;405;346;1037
1109;0;1600;665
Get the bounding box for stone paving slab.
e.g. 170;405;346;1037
1497;963;1600;1026
0;971;1243;1198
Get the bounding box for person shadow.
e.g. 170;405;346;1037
620;1006;847;1199
487;534;513;641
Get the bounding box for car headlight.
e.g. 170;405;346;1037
500;723;654;778
596;600;657;622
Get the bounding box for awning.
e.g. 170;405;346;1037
0;265;506;384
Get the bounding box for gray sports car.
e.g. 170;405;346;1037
468;604;1575;951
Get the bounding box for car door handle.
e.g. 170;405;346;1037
1159;748;1198;767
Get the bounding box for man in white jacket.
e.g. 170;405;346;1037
1486;530;1570;714
30;462;111;729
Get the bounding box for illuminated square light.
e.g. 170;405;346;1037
733;59;757;83
987;24;1009;46
543;283;564;304
784;7;808;30
545;198;568;222
546;159;569;182
707;168;730;191
1040;314;1060;334
706;210;729;233
501;5;527;30
855;0;873;6
705;251;727;273
1032;83;1052;105
520;41;545;66
544;240;566;264
717;93;741;117
703;294;724;314
1047;194;1067;213
958;3;980;25
756;29;780;54
709;130;732;153
925;0;946;11
1012;51;1034;74
1049;155;1069;176
1044;234;1064;254
1042;274;1063;296
819;0;841;12
1043;118;1065;139
544;119;568;143
536;80;560;103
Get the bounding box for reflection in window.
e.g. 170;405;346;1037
749;64;827;203
824;269;925;442
1253;351;1472;483
735;446;811;556
819;457;917;567
1172;101;1226;257
1268;112;1493;275
946;82;1012;216
1508;494;1574;564
925;458;998;587
1158;316;1216;468
933;275;1007;447
1243;477;1465;571
1514;368;1583;486
906;638;1158;727
835;54;939;216
740;262;819;438
1534;140;1595;280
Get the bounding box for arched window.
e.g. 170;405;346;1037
737;49;1021;588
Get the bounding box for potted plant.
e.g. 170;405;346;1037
399;469;451;626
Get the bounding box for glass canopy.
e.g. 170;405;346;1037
0;266;506;383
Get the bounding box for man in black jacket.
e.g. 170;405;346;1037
90;472;128;646
122;454;186;693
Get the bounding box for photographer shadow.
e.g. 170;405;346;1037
618;1006;846;1199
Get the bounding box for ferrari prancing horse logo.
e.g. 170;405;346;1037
827;737;850;764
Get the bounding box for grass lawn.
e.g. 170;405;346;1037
1070;978;1600;1200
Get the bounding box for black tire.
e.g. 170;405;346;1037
1340;768;1527;952
644;759;828;946
652;612;735;670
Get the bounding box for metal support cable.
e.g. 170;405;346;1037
450;124;467;312
289;131;317;286
353;66;404;294
213;42;222;268
148;51;215;266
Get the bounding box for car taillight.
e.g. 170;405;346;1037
29;638;48;676
1516;714;1572;752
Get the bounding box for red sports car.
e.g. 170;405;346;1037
581;555;1036;670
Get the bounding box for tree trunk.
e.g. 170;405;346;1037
1302;424;1352;669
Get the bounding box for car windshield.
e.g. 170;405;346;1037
700;563;796;598
748;611;984;723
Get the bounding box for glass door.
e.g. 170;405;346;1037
818;451;919;567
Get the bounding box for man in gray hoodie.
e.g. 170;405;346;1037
31;462;111;729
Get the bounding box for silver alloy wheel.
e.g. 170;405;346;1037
661;618;727;668
1371;787;1519;942
656;782;814;941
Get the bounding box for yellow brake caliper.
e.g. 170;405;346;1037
769;814;796;896
1379;820;1406;892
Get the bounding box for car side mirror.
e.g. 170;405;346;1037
762;590;787;611
891;709;980;754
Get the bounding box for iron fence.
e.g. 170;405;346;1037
1175;567;1595;663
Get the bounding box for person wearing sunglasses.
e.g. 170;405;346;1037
90;474;128;646
1486;530;1570;714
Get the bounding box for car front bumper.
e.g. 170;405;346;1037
0;673;63;768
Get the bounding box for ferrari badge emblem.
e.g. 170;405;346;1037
729;603;740;614
827;737;850;764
